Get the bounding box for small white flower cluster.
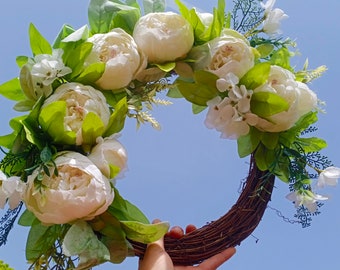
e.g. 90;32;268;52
286;167;340;212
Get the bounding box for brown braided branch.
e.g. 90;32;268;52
131;154;275;265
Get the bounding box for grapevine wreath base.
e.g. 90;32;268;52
132;155;275;265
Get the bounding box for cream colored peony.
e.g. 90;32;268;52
24;151;114;225
88;136;128;180
133;12;194;63
40;82;111;145
255;65;317;132
86;28;146;90
206;31;255;79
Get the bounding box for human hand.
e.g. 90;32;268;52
138;222;236;270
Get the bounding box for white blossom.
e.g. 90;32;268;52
317;167;340;188
261;0;288;36
205;85;258;139
286;190;328;213
31;48;72;86
0;171;26;209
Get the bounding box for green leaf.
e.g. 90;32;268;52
29;23;52;56
53;24;75;49
104;97;128;136
82;112;106;147
176;70;219;106
63;221;110;267
88;0;141;35
0;116;26;149
143;0;165;13
120;220;169;244
256;43;274;58
0;78;25;101
25;222;50;261
202;0;225;41
296;137;327;153
16;56;29;68
74;62;106;85
250;91;289;118
254;144;275;171
237;127;261;158
261;132;279;150
108;188;149;224
14;99;38;112
155;62;176;73
21;97;45;149
270;47;292;70
166;86;183;99
39;101;76;145
62;42;93;79
192;104;206;114
61;25;89;43
18;210;37;226
240;62;271;90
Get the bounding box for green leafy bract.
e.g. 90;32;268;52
175;0;225;45
38;101;76;145
143;0;165;13
250;91;289;118
176;70;219;106
82;112;106;148
120;220;169;244
270;47;292;70
104;97;128;136
88;0;141;35
29;23;52;56
239;62;271;90
108;188;149;224
53;24;75;49
0;78;25;101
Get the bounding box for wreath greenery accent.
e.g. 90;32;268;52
0;0;338;269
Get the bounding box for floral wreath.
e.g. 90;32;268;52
0;0;339;269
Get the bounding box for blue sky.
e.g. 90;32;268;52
1;0;340;269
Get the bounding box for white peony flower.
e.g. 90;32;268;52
317;167;340;188
88;136;128;180
205;85;258;139
31;49;72;86
261;0;288;36
40;82;111;145
286;190;328;213
133;12;194;63
254;65;317;132
86;28;146;90
201;31;254;79
0;171;26;210
24;151;114;225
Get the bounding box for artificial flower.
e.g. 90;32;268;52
194;30;254;79
19;49;71;101
205;86;258;139
24;151;114;225
39;82;111;146
317;166;340;188
286;190;328;213
216;73;239;92
254;65;317;132
88;136;128;180
86;28;146;90
133;12;194;63
262;7;288;36
0;171;26;210
30;49;72;86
